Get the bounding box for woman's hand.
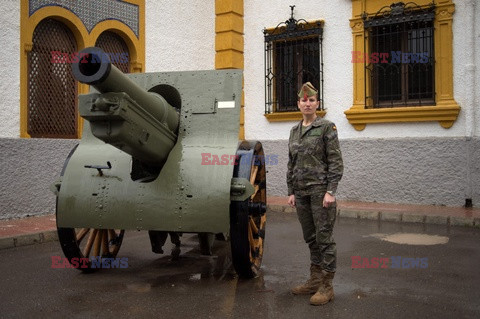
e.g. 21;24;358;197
323;192;335;208
287;194;296;207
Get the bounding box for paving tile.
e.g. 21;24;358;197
338;210;357;219
450;216;474;227
380;212;402;222
425;215;448;225
402;214;425;224
267;204;284;213
14;233;42;247
357;211;379;220
474;218;480;228
0;237;15;250
42;231;59;242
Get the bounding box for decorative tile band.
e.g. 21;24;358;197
29;0;139;37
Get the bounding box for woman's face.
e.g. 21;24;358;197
297;95;319;115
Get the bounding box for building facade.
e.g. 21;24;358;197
0;0;478;219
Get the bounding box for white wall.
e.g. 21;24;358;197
452;0;478;139
244;0;474;141
145;0;215;72
0;0;20;138
476;0;480;139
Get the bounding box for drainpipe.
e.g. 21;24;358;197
464;0;477;206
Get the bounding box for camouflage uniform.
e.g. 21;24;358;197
287;117;343;272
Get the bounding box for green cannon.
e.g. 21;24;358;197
52;47;267;278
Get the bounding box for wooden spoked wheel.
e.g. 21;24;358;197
230;141;267;278
57;227;125;271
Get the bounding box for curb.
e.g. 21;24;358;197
0;230;58;251
267;205;480;228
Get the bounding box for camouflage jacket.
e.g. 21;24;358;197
287;117;343;195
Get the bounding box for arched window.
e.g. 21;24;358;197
28;18;77;138
95;31;130;73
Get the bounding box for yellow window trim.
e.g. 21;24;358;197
20;0;145;138
346;0;460;130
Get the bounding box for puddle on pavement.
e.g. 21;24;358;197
367;233;449;245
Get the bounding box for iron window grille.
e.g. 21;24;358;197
264;6;324;114
95;31;131;73
363;2;435;108
28;18;78;138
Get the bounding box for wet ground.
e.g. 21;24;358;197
1;211;479;318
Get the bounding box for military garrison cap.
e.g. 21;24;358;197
298;82;318;100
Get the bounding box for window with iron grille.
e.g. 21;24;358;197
27;18;78;138
264;7;323;114
363;2;435;108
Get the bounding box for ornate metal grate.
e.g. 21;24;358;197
29;0;140;38
95;31;130;73
363;2;435;108
264;6;324;113
28;18;77;138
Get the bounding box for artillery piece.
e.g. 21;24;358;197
52;47;266;278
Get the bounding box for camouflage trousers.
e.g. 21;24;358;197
295;191;337;272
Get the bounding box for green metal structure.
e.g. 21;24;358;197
52;47;267;278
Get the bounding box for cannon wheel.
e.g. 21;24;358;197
56;145;125;272
230;141;267;278
57;227;125;272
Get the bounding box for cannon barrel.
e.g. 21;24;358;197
72;47;179;166
72;47;179;132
